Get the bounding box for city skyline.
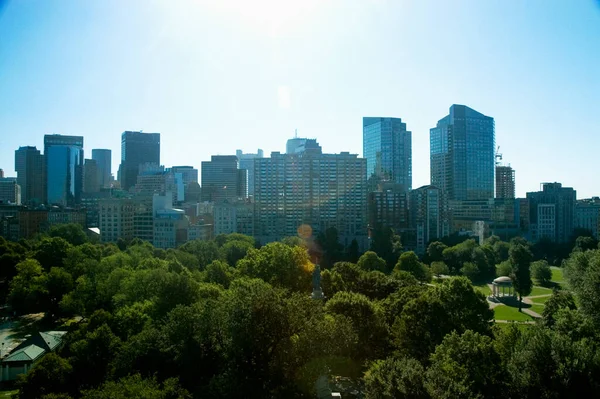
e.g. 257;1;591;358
0;1;599;197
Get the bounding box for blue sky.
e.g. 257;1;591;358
0;0;599;197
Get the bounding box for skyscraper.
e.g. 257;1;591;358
430;105;495;201
15;146;45;205
254;148;367;248
363;117;412;192
84;159;100;193
496;165;515;199
201;156;247;203
120;131;160;190
236;149;264;198
92;149;112;188
44;134;84;207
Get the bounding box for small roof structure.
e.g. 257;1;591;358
12;331;67;353
2;344;45;363
493;276;512;284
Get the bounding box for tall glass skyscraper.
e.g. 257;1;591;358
92;149;112;188
120;131;160;190
363;117;412;192
44;134;84;206
430;105;495;201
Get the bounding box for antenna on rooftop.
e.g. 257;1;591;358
295;129;298;138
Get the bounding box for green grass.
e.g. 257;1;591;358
493;305;535;321
551;267;564;284
531;295;552;304
473;283;492;296
529;304;545;315
529;286;552;296
0;389;18;398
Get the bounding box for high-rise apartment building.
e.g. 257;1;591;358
527;183;576;243
201;156;247;203
15;146;45;205
120;131;160;190
368;186;409;233
409;185;450;254
254;149;367;248
430;105;495;201
92;149;112;188
496;165;515;199
44;134;84;207
99;198;135;242
236;149;264;198
363;117;412;192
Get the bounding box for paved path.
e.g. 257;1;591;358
527;294;552;299
522;308;542;318
494;319;535;325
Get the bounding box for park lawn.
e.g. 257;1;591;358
530;304;545;315
0;389;18;398
530;286;553;296
473;283;492;296
493;305;535;322
531;295;552;304
551;267;564;284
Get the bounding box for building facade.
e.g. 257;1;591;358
575;197;600;239
527;183;576;243
213;200;254;236
496;165;515;199
84;159;101;193
92;149;112;189
409;185;450;254
120;131;160;191
15;146;45;205
0;179;21;205
254;150;367;248
236;149;264;199
99;198;135;243
368;186;409;233
201;156;247;203
430;105;495;201
363;117;412;192
44;135;84;207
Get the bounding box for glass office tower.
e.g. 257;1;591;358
120;131;160;190
44;135;84;206
363;117;412;192
15;146;45;205
92;149;112;188
430;105;495;201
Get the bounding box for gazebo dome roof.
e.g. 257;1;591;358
493;276;512;284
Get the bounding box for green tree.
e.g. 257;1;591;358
430;261;449;277
564;249;600;325
35;237;73;270
49;223;89;246
357;251;386;273
45;267;74;319
363;356;427;399
315;227;344;269
393;277;493;362
204;260;235;288
573;235;597;253
531;260;552;286
237;242;313;292
460;262;480;282
81;374;191;399
395;251;431;282
509;243;533;311
214;233;255;248
219;239;253;267
325;291;389;360
427;241;447;263
369;225;402;270
496;260;513;277
178;239;220;270
8;258;47;314
425;330;504;399
542;289;576;327
16;353;73;399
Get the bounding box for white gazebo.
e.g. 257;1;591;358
492;276;515;297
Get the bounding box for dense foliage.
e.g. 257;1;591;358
0;225;599;398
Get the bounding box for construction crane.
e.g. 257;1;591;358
495;145;503;166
